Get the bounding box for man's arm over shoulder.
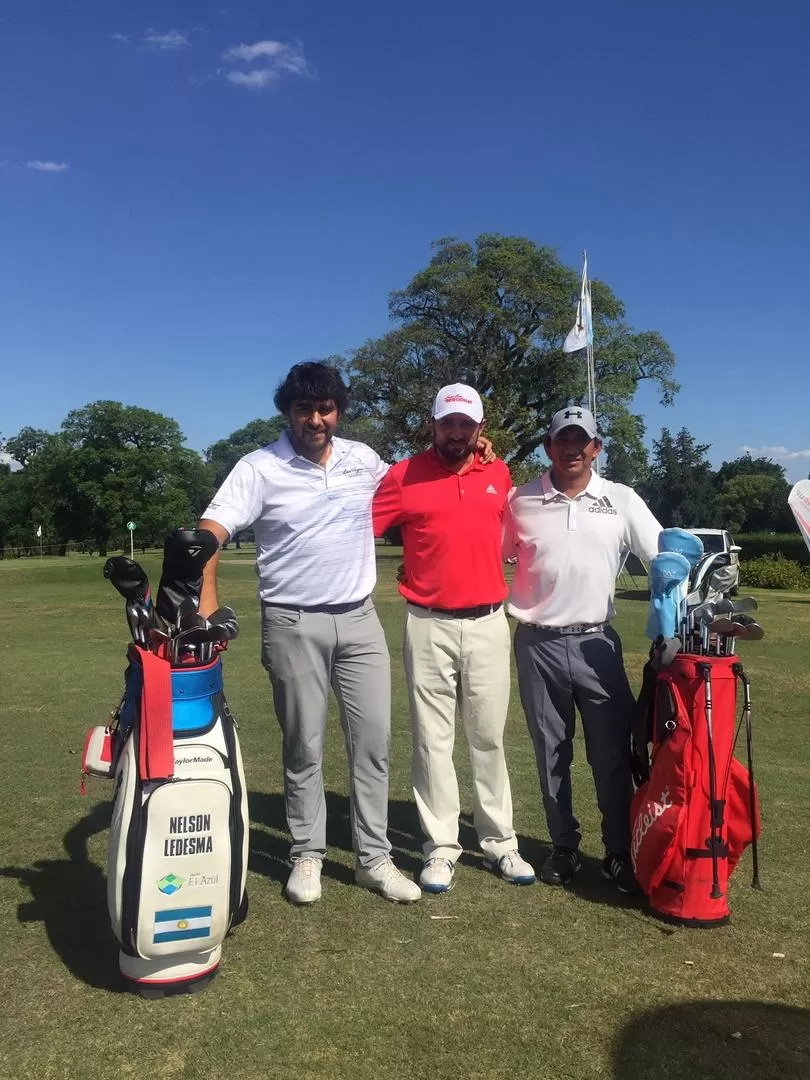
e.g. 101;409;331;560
622;486;662;563
372;460;405;537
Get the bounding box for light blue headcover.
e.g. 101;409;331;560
658;528;704;568
646;551;691;640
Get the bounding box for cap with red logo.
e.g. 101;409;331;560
432;383;484;423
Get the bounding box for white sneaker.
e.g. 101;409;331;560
483;849;536;885
285;857;323;905
419;858;455;894
355;858;421;903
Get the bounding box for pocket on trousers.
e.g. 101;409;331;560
262;608;302;629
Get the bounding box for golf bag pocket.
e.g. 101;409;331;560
631;682;692;893
82;725;115;779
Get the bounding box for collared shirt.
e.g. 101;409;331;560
202;432;389;606
505;470;661;627
372;449;511;608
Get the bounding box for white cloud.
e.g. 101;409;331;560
225;69;279;89
740;445;810;461
222;39;311;88
25;160;70;172
143;29;191;50
109;32;130;43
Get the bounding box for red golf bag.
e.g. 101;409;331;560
630;654;761;926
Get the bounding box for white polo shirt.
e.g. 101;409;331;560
505;471;661;627
202;433;389;607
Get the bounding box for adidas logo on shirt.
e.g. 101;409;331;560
588;496;618;515
485;484;499;495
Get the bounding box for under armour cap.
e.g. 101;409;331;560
432;383;484;423
548;406;598;440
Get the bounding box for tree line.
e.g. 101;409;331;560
0;235;800;555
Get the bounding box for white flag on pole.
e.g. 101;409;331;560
788;480;810;555
36;525;42;538
563;254;593;354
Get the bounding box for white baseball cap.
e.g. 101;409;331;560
432;383;484;423
547;405;598;440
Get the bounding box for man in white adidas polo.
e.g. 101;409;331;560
505;406;661;894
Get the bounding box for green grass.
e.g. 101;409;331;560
0;551;808;1080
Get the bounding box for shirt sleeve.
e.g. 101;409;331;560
202;458;264;539
372;452;390;487
502;489;517;561
623;490;663;563
371;465;403;537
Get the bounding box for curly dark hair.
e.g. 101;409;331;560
273;362;350;415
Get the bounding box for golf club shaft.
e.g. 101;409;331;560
734;665;761;889
699;662;723;900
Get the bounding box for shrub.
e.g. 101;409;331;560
737;532;810;566
739;553;810;590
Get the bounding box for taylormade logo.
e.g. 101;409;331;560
588;496;617;515
174;754;215;767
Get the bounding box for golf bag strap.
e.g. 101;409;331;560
135;646;174;781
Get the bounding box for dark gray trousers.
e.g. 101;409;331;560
261;597;392;869
513;623;636;854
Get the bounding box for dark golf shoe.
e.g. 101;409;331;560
602;852;643;895
539;847;581;886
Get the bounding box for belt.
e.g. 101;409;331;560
409;601;503;619
263;596;369;615
525;622;607;635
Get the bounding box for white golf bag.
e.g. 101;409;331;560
85;645;248;995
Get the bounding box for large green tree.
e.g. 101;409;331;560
5;402;211;555
341;235;678;474
642;428;717;527
206;417;287;488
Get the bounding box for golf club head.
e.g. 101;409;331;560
177;595;201;630
126;599;146;645
708;617;737;635
691;602;717;626
732;616;765;641
104;556;151;605
714;596;758;615
208;605;239;642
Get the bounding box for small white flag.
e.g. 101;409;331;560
36;525;42;538
788;480;810;555
563;254;593;353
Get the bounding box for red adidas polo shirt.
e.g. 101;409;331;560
372;450;511;608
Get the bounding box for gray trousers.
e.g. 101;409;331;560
513;623;636;854
260;597;392;869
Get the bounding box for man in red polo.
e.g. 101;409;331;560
372;383;535;893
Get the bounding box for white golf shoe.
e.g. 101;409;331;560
355;857;421;903
285;857;323;905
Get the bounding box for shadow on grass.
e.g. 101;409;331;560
0;800;121;991
613;1000;810;1079
616;589;651;602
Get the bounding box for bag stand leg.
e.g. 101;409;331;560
120;945;221;998
698;662;723;900
732;663;762;890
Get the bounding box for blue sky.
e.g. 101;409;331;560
2;0;808;480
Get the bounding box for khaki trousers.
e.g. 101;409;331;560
403;603;516;862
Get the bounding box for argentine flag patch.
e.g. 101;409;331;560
153;905;213;944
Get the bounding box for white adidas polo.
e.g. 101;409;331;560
505;470;661;627
203;432;389;607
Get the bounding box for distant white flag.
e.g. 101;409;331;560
788;480;810;554
563;254;593;353
36;525;42;538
